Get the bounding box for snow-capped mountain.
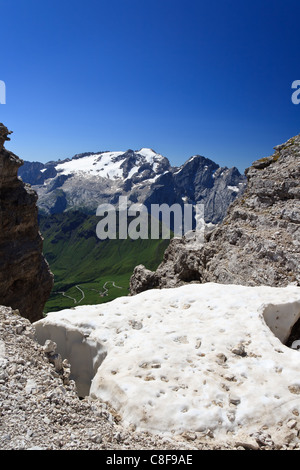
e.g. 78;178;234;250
18;148;246;224
55;148;169;181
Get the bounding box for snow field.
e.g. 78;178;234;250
34;283;300;438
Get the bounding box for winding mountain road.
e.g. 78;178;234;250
55;281;123;304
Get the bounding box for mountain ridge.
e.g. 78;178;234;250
18;148;246;225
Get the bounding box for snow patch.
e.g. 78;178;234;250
227;185;240;192
34;322;107;397
136;148;163;164
34;283;300;437
55;152;125;179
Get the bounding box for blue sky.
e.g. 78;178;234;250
1;0;300;172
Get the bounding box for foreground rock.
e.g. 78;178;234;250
130;133;300;293
0;304;258;450
0;124;53;322
0;306;205;450
35;283;300;448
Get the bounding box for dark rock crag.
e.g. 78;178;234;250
130;134;300;294
0;124;53;322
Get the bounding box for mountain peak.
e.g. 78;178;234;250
18;147;246;224
186;154;220;167
135;148;164;161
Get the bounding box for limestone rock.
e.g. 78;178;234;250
203;135;300;286
130;236;203;294
130;265;159;295
0;124;53;322
130;133;300;292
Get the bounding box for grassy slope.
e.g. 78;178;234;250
39;211;170;313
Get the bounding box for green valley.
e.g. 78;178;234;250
39;211;170;313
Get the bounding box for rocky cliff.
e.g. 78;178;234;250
130;133;300;293
0;124;53;322
0;305;202;450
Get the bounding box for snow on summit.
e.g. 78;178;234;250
55;148;164;180
55;152;125;179
136;148;164;163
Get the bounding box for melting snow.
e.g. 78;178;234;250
34;283;300;438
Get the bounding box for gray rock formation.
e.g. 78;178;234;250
0;124;53;322
173;155;245;224
130;133;300;294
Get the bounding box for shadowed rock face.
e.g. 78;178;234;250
0;124;53;322
130;133;300;294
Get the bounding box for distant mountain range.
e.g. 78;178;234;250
18;148;246;225
18;148;247;312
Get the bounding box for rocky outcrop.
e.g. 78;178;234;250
0;124;53;322
130;133;300;293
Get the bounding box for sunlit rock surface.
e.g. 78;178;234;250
0;124;53;322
